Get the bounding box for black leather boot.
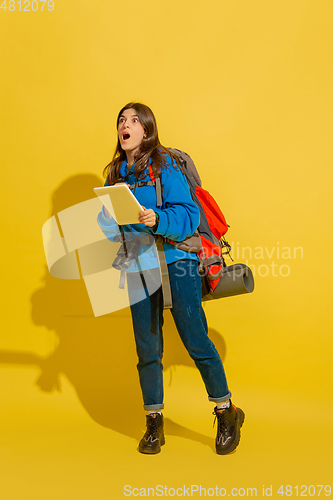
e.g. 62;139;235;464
213;402;245;455
138;413;165;454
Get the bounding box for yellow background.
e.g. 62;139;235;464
1;0;332;498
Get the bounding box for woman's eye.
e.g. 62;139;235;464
133;118;138;123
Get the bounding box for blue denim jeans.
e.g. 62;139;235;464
128;259;231;411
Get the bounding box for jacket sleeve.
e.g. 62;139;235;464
152;155;200;241
97;210;123;242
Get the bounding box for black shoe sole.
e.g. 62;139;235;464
138;436;166;455
216;408;245;455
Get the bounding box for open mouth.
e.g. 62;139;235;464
122;133;130;141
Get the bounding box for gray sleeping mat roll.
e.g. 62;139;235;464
202;263;254;301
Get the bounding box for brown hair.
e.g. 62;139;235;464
103;102;181;185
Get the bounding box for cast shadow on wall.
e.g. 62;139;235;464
3;174;227;452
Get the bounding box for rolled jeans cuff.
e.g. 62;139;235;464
208;391;232;404
144;403;164;411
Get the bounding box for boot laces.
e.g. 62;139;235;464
213;409;230;436
145;415;159;439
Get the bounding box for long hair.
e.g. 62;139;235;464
103;102;181;185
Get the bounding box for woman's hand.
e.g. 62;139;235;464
138;206;156;227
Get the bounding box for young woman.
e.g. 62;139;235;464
97;102;245;455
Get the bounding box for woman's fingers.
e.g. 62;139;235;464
138;206;146;217
138;208;156;227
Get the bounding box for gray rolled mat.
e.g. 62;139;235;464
203;263;254;301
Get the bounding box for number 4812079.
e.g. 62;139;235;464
277;485;331;496
0;0;55;11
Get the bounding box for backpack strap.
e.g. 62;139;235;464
119;268;126;289
149;162;171;308
155;235;172;309
149;163;162;207
127;181;156;189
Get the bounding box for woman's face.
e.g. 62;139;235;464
118;108;146;161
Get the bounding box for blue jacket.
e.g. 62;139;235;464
97;153;200;270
